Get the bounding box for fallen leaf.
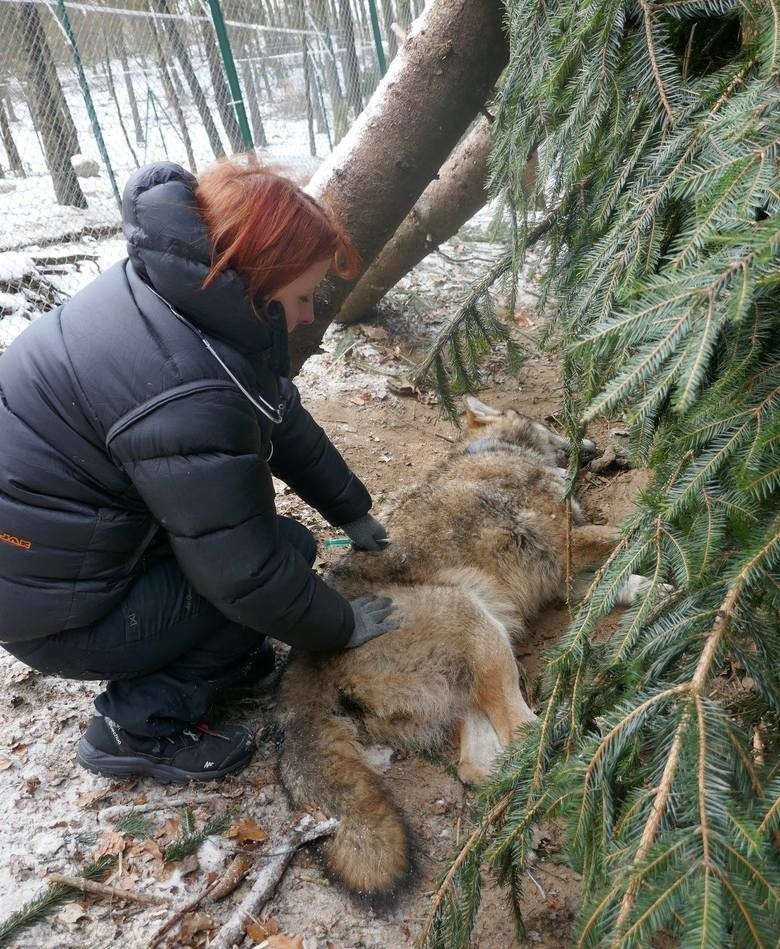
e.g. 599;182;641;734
75;788;109;809
57;902;87;924
0;757;13;771
178;910;214;942
265;935;304;949
227;817;268;844
244;915;280;942
360;324;388;341
92;830;128;859
349;391;374;406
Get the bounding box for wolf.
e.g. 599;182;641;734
276;397;642;902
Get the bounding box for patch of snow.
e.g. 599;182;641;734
0;252;36;282
0;314;31;348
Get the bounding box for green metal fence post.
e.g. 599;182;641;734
366;0;387;77
206;0;254;150
54;0;121;209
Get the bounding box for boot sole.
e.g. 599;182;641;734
76;739;254;784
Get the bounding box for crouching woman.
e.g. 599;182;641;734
0;158;397;782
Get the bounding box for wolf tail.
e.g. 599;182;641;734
277;655;412;901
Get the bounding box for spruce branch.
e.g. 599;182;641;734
611;579;750;939
0;855;116;946
639;0;676;123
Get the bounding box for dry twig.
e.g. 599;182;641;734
46;873;170;906
210;816;338;949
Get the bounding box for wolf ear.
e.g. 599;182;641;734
464;395;503;428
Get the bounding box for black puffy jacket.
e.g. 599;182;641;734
0;162;370;648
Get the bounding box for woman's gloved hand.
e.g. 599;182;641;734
341;513;389;551
345;593;400;648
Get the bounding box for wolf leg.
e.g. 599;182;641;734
472;632;537;746
571;523;622;571
457;710;502;785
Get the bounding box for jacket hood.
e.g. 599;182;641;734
122;161;289;370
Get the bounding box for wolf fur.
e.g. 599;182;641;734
276;398;631;902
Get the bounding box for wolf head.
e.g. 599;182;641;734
463;395;597;468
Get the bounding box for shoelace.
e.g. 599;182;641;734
196;722;231;741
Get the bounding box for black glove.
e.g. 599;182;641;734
344;593;400;648
341;513;389;551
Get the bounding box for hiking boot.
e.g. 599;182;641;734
76;715;255;783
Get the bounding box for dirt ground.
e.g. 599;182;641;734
0;215;644;948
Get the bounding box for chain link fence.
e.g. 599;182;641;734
0;0;423;341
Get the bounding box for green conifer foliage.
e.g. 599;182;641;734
420;0;778;945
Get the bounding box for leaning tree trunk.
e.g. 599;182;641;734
335;133;540;323
289;0;508;373
335;116;493;323
15;1;85;207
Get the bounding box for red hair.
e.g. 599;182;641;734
195;157;360;306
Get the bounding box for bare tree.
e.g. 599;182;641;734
199;7;244;153
150;0;226;159
117;30;144;145
149;16;198;172
309;0;348;142
14;1;85;207
338;0;364;118
0;98;25;177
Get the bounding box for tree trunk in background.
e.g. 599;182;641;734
338;0;364;118
396;0;413;29
380;0;399;60
336;116;493;323
289;0;508;373
302;37;318;156
0;98;25;177
152;0;226;159
104;49;140;167
15;1;85;207
117;32;144;145
0;84;18;123
150;18;198;173
200;15;245;154
240;60;268;147
309;0;348;142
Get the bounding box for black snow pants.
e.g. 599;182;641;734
3;516;316;737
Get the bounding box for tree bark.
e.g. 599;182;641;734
15;1;85;208
336;134;540;323
289;0;508;373
336;116;492;323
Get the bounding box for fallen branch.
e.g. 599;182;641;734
146;876;222;949
99;791;241;822
210;816;338;949
47;873;170;906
